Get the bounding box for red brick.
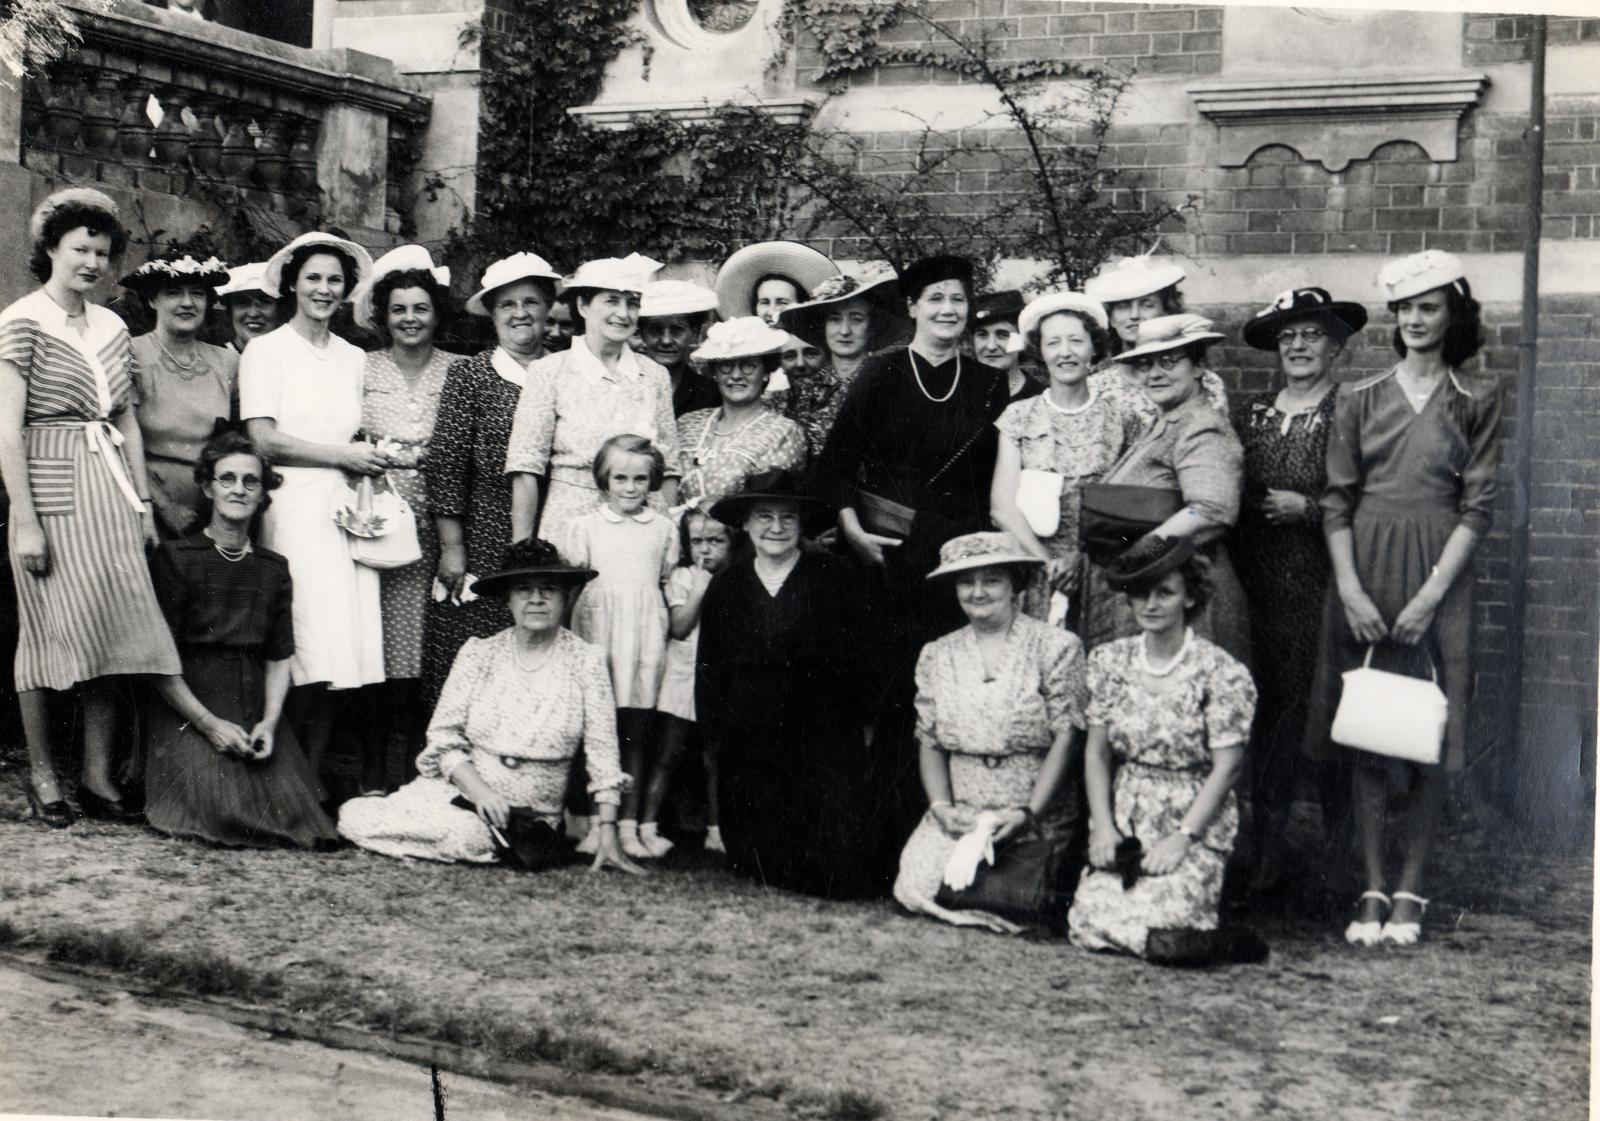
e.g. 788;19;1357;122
1103;13;1138;33
1390;184;1426;207
1195;7;1222;29
1193;53;1221;74
1180;30;1220;52
1051;13;1105;33
1387;232;1424;253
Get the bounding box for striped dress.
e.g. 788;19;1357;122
0;289;181;691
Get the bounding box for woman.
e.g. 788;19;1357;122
1232;287;1367;894
123;253;238;539
1067;541;1262;965
1093;315;1250;663
777;271;903;456
677;317;807;506
0;188;181;825
989;292;1144;626
638;279;721;417
215;262;280;354
810;255;1011;855
697;470;885;897
893;532;1087;934
1084;254;1228;424
971;290;1041;404
1307;250;1501;948
422;252;563;711
240;230;384;777
339;539;641;873
145;429;337;849
507;253;683;544
713;240;836;327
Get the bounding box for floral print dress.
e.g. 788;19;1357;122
677;406;807;506
1067;635;1256;957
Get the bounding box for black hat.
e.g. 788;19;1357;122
1242;287;1368;351
971;290;1024;329
899;255;975;302
470;538;597;598
777;272;906;352
707;469;830;535
1105;534;1197;593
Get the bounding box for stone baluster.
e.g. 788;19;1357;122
116;79;155;164
287;116;319;197
151;88;192;169
81;71;123;156
254;111;290;191
218;106;257;185
40;67;84;152
189;96;223;178
385;119;412;234
21;76;47;150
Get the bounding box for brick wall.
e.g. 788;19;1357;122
1465;13;1600;65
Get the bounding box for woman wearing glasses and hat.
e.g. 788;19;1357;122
1231;286;1367;896
122;252;238;540
339;538;639;873
1306;251;1501;948
506;253;683;545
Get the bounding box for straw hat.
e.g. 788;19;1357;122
1377;250;1468;302
925;531;1045;581
776;272;904;350
714;241;837;320
465;252;563;316
351;244;452;329
1242;287;1368;351
689;316;790;366
216;262;278;301
566;253;663;297
262;231;375;298
470;538;596;598
640;279;719;321
119;253;230;296
1114;314;1226;364
30;187;119;243
1084;255;1186;305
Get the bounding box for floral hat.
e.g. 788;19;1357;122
1377;250;1468;302
776;270;905;350
566;253;663;298
1242;287;1368;350
119;252;231;295
925;531;1045;581
689;316;791;368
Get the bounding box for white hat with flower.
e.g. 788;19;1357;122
689;316;790;366
1377;250;1468;302
566;253;663;297
465;252;564;317
1114;314;1227;363
120;253;231;295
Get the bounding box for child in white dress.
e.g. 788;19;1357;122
561;435;677;858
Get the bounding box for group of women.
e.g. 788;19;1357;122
1;185;1501;963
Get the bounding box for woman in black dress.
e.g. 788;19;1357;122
1231;288;1367;894
145;428;336;848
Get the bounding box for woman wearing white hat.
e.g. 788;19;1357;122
506;253;682;545
638;279;721;417
1084;254;1229;425
420;251;563;712
241;230;385;779
676;317;806;506
988;292;1144;627
215;262;280;353
351;245;462;788
1305;250;1500;949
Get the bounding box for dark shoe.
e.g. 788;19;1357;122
76;787;143;824
1146;927;1217;967
1215;924;1270;964
24;782;74;828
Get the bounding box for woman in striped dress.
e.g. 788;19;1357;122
0;188;182;826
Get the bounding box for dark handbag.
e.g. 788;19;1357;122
856;490;918;540
1078;484;1184;565
450;797;569;871
934;832;1082;931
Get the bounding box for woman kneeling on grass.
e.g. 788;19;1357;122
339;538;642;874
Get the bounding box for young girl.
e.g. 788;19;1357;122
561;434;678;859
639;509;737;856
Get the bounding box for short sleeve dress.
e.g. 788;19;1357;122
0;289;180;691
239;324;383;689
893;616;1088;928
656;565;701;722
1067;635;1257;958
676;406;807;506
130;333;238;539
338;628;626;863
143;535;336;849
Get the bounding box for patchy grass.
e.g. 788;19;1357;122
0;774;1588;1121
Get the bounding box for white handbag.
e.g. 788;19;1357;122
1015;468;1064;539
1330;646;1446;765
335;475;423;570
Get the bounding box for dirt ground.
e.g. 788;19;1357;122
0;784;1589;1121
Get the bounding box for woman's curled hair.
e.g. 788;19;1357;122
1111;550;1213;622
29;203;129;284
192;425;281;524
277;243;359;308
1024;308;1109;367
1388;280;1484;368
370;267;450;342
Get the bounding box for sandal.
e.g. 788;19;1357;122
1380;891;1428;947
1344;890;1389;947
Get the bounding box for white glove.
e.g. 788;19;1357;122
941;810;1002;891
432;575;479;605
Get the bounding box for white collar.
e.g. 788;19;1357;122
599;504;655;524
491;346;528;388
17;288;110;349
570;336;640;383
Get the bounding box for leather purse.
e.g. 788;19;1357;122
1078;484;1183;565
856;490;918;541
1330;646;1446;766
934;832;1082;932
450;797;571;871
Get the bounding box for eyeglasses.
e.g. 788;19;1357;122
1127;352;1186;372
214;472;263;491
715;358;768;377
749;511;799;528
1276;327;1327;346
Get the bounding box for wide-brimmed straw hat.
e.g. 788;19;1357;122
1084;254;1186;305
714;241;837;320
566;253;663;298
1242;287;1368;351
1105;534;1197;592
465;252;563;317
216;261;278;301
776;271;904;350
119;253;230;296
925;531;1045;581
1377;250;1468;302
263;231;374;298
470;538;596;598
350;244;452;329
640;279;719;321
707;468;829;534
30;187;119;243
690;316;790;367
1114;314;1226;364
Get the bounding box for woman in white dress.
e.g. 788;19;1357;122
241;231;385;777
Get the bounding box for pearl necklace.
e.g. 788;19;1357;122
203;527;251;563
513;637;557;673
1043;384;1094;416
1138;626;1194;677
156;336;205;379
909;350;961;404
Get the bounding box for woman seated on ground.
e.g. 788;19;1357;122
893;532;1087;935
339;539;642;873
1067;540;1262;966
696;469;887;898
145;428;337;849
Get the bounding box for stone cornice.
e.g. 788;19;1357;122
567;95;819;131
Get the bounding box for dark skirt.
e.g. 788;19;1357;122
420;595;509;713
144;648;336;849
